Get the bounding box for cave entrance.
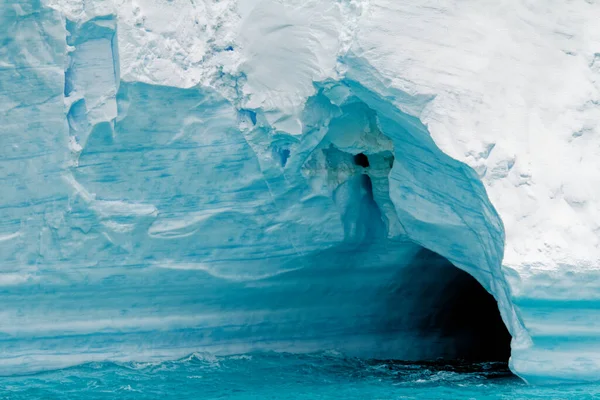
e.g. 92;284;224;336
298;84;515;366
385;247;512;363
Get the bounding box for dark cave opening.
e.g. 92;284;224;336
297;83;514;373
385;248;512;363
353;153;370;168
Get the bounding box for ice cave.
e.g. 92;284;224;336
3;1;600;396
393;248;512;363
290;81;515;364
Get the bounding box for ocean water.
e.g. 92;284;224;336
0;352;598;399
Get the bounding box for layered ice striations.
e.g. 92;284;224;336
2;0;600;385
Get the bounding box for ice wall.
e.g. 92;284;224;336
1;0;600;384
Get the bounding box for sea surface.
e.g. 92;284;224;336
0;352;598;399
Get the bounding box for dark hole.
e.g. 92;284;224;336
279;148;291;167
385;248;512;363
354;153;370;168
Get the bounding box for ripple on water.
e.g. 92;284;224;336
0;352;598;399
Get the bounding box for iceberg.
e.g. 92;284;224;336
1;0;599;385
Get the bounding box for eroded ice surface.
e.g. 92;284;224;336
1;0;599;384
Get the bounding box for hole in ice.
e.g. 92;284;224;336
278;148;291;167
353;153;370;168
386;248;512;363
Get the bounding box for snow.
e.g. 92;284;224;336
1;0;599;384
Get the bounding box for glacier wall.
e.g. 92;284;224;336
2;0;600;384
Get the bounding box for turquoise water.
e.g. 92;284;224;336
1;352;598;399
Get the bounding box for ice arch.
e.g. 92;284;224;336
241;67;527;363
